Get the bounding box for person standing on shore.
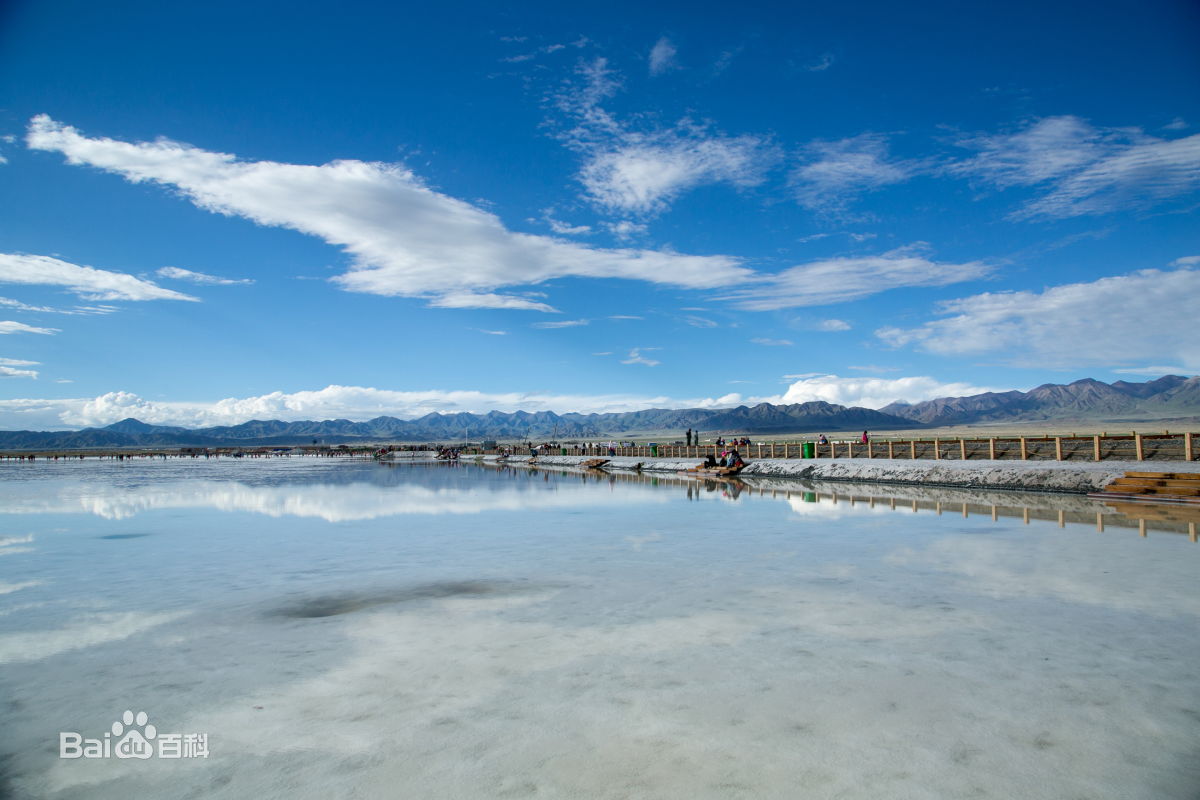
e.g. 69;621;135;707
861;431;869;444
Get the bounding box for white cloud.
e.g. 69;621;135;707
0;321;58;335
605;220;648;239
1164;118;1187;131
0;296;118;315
0;357;38;366
0;384;759;429
555;60;777;216
580;134;772;215
621;347;660;366
428;292;559;312
952;116;1200;219
648;37;679;76
771;374;997;409
545;217;592;235
0;366;38;378
475;329;508;335
156;266;253;285
877;263;1200;370
815;318;851;331
608;315;642;320
0;252;196;302
531;318;588;328
724;248;990;310
1170;255;1200;267
791;134;917;212
803;53;834;72
684;315;717;328
27;116;754;306
1112;366;1193;376
751;337;793;346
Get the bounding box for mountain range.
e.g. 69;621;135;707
0;376;1196;449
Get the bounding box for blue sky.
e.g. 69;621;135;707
0;0;1197;428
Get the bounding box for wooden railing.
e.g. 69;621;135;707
475;432;1198;462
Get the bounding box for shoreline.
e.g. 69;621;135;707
472;454;1200;495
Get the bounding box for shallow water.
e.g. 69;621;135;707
1;457;1197;799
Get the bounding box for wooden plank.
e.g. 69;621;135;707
960;438;967;460
1135;432;1144;461
1186;432;1194;462
989;438;996;460
1020;437;1027;460
888;441;894;459
1093;434;1101;461
1055;436;1063;461
934;437;941;460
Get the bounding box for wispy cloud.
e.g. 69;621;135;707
1112;365;1192;376
648;37;679;76
684;315;717;328
0;252;196;302
532;318;589;329
27;116;754;310
791;134;918;213
751;337;793;346
803;53;834;72
877;261;1200;370
542;212;592;235
605;220;648;240
815;319;851;331
156;266;253;286
848;365;900;373
429;292;559;312
552;60;778;216
0;365;38;378
0;296;118;315
725;246;990;310
0;321;59;335
475;329;508;336
951;116;1200;219
621;347;660;366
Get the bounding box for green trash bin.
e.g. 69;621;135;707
560;447;566;455
650;444;659;457
802;442;815;459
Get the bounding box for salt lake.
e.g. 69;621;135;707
1;457;1197;799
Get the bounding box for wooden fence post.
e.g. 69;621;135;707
1093;435;1101;461
934;437;941;460
1055;436;1063;461
1020;437;1027;460
887;441;894;459
1135;432;1144;461
848;441;853;458
959;438;967;460
988;438;996;460
1185;432;1193;462
910;440;916;459
784;442;791;458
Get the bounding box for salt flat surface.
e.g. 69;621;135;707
1;457;1197;799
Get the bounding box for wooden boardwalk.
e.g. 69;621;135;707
536;431;1197;463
